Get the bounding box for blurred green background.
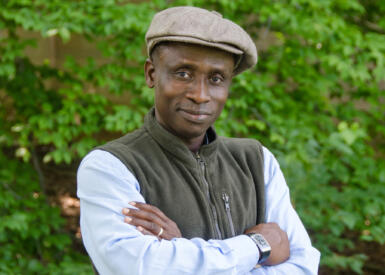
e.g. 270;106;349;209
1;0;384;274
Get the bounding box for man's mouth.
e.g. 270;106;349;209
178;108;211;122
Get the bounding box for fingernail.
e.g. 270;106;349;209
129;202;136;206
124;217;132;222
123;208;129;214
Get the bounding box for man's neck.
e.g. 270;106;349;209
154;111;209;153
184;134;206;153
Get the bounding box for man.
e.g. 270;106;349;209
77;6;320;274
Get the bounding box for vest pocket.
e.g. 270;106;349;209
222;192;236;237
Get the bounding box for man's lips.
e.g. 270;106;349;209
178;108;211;122
180;108;210;115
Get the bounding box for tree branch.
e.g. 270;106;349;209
31;146;46;195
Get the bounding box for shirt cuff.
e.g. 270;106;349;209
223;235;260;270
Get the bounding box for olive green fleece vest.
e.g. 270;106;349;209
97;108;265;240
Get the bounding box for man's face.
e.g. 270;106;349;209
145;43;234;143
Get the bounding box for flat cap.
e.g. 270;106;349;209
145;6;257;75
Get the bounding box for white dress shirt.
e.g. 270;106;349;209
77;147;320;274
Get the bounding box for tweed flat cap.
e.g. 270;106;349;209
145;6;257;75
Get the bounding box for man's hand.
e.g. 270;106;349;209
244;223;290;266
122;202;182;240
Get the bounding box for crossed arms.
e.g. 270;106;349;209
77;148;320;274
122;201;289;266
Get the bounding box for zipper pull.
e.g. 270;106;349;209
222;193;230;210
195;152;200;159
222;192;236;237
195;152;206;166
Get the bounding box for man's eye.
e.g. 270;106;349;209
176;71;189;79
211;75;224;84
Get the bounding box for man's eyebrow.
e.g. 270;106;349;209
171;64;232;77
167;61;197;70
210;66;234;77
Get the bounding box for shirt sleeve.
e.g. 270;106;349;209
77;149;260;275
250;147;321;275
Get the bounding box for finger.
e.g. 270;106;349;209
129;202;169;221
139;225;166;240
124;216;163;235
136;226;155;236
125;218;165;239
123;207;165;227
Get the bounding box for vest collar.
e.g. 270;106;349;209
144;108;218;167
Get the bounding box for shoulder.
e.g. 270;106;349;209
92;127;154;163
218;136;264;159
100;127;149;149
77;149;140;194
261;146;281;177
78;149;131;177
217;137;281;175
218;136;263;151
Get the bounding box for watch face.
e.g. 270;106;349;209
254;234;269;249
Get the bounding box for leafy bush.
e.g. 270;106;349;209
0;152;92;274
1;0;384;273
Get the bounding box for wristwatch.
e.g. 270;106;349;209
246;233;271;264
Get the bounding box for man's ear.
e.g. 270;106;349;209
144;58;155;88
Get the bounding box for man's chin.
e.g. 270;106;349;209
172;126;208;142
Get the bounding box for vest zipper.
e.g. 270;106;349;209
196;153;222;239
222;192;236;237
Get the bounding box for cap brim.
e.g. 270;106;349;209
147;35;243;56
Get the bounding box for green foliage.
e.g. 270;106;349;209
1;0;384;273
0;153;92;274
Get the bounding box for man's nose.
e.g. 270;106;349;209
186;77;210;103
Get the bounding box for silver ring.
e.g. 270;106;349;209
157;227;164;237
